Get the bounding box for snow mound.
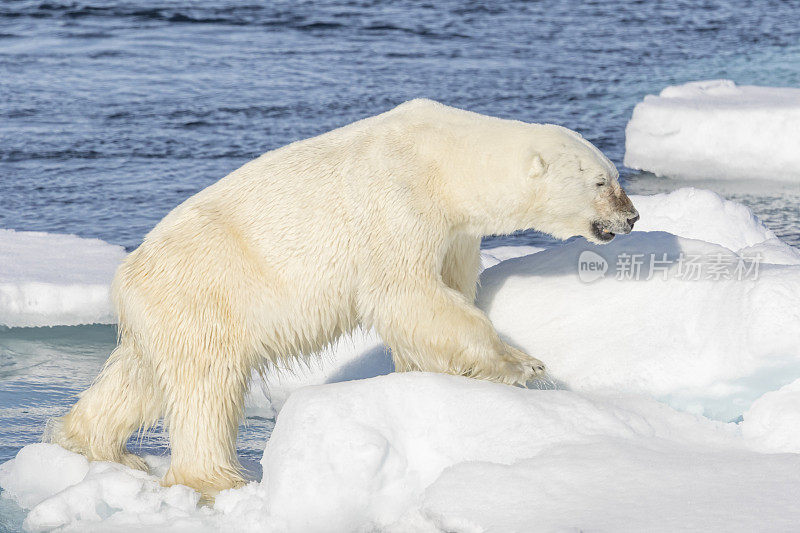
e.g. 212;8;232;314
257;374;742;532
7;374;800;532
0;444;89;510
0;445;200;532
0;230;126;327
413;436;800;533
480;232;800;421
631;188;800;264
742;378;800;453
624;79;800;181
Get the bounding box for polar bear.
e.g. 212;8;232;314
51;99;638;496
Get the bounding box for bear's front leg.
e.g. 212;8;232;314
365;274;545;385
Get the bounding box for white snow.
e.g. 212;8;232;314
0;229;126;327
6;374;800;532
250;374;771;532
0;444;90;510
0;446;200;532
631;187;800;264
479;244;545;269
624;79;800;181
742;378;800;454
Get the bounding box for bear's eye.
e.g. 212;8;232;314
595;182;606;187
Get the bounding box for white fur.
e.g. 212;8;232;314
51;100;635;496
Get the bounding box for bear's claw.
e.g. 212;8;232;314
500;343;547;384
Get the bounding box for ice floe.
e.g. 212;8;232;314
624;80;800;181
0;230;125;328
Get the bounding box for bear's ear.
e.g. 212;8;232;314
528;154;547;179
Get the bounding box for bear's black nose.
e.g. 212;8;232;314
627;214;640;229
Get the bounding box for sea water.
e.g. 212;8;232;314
1;1;799;529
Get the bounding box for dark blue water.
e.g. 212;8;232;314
2;0;799;251
1;2;799;530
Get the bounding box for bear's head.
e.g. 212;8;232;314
512;125;639;244
394;101;637;244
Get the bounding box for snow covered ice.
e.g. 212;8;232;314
3;188;800;531
6;374;800;532
624;80;800;181
0;230;125;328
232;375;800;532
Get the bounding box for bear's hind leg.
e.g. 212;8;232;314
159;339;250;499
48;342;161;471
